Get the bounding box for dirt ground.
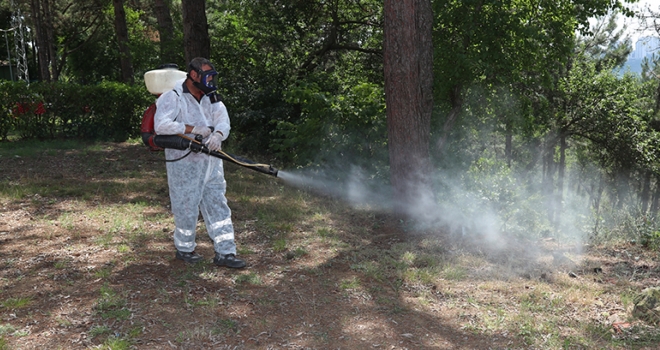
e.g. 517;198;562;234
0;142;659;349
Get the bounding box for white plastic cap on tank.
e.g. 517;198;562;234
144;64;187;95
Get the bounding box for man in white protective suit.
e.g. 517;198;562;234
154;57;246;268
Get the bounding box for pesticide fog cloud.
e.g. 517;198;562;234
277;157;595;256
277;164;394;211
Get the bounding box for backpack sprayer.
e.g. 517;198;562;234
141;64;279;177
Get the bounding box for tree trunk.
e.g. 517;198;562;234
154;0;177;64
641;170;651;214
651;176;660;216
505;118;512;168
556;132;567;226
44;0;56;80
112;0;134;84
616;170;631;209
384;0;435;218
591;173;605;235
181;0;210;64
30;0;51;81
436;85;463;152
542;134;557;225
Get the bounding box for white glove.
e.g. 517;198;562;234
191;126;212;138
205;132;223;151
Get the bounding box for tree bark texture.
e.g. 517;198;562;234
651;180;660;215
505;119;512;168
43;0;56;80
113;0;134;84
30;0;52;81
383;0;435;217
556;132;567;226
154;0;177;64
542;134;557;224
181;0;210;64
641;171;651;214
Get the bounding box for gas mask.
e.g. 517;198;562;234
190;68;218;95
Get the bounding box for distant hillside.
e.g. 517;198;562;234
620;36;659;75
621;58;645;74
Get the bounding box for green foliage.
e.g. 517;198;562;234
0;81;152;141
598;213;660;249
641;229;660;250
205;1;383;162
432;0;581;110
64;2;164;84
64;8;119;84
273;81;387;170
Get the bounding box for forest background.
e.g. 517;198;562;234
0;0;660;266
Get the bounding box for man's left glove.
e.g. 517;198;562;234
205;132;222;151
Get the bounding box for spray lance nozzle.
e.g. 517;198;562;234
149;134;279;177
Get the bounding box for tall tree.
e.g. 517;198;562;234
383;0;435;217
30;0;54;81
153;0;177;63
181;0;209;63
25;0;109;81
112;0;134;84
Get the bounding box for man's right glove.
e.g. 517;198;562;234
191;126;212;138
205;132;222;151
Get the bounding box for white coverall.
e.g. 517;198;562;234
153;79;236;255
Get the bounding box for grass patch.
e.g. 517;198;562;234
442;265;467;281
102;336;132;350
95;284;130;320
213;318;239;335
0;139;84;157
53;260;68;269
272;238;287;252
285;246;308;260
94;268;112;279
350;261;384;281
339;276;361;290
234;272;262;285
94;232;115;248
0;324;15;336
317;227;333;238
89;325;113;337
1;297;31;309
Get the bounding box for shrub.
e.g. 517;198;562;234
0;81;153;142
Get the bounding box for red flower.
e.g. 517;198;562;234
34;102;46;115
14;102;26;115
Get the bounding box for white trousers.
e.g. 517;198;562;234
165;150;236;255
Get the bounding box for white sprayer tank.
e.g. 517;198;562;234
144;65;187;95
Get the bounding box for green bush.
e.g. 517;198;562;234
0;81;153;142
272;81;387;169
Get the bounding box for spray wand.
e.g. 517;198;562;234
146;133;279;177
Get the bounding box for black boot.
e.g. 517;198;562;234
175;250;203;264
213;253;246;268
